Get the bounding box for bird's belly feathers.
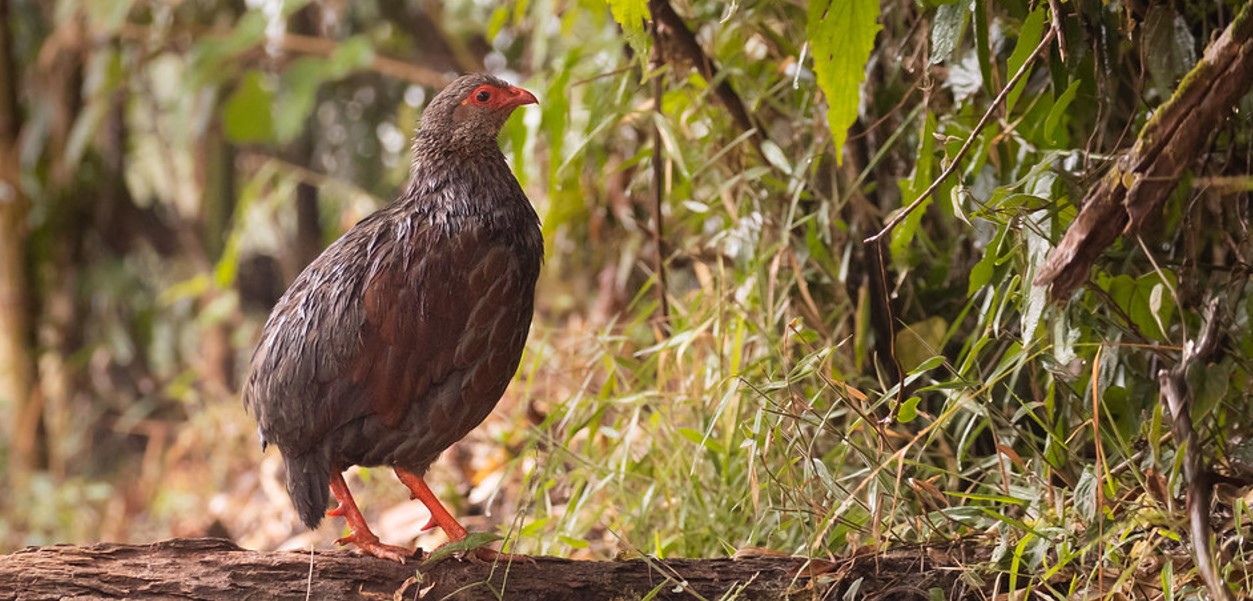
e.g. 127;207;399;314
330;291;533;472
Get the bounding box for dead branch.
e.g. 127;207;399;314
1036;4;1253;300
0;538;996;600
647;0;759;144
1157;298;1234;601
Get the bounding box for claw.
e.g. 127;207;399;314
327;471;414;564
335;531;412;564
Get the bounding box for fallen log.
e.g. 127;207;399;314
0;537;991;600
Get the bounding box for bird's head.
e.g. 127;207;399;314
417;73;538;155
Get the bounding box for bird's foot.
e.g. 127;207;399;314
335;530;413;564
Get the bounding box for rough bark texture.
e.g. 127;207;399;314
0;538;993;600
1035;2;1253;300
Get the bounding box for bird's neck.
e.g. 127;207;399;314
399;146;521;213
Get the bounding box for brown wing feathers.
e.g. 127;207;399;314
354;219;522;429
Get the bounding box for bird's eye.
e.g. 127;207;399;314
475;90;491;103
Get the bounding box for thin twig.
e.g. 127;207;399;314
1046;0;1067;63
1091;345;1106;595
276;33;450;88
116;25;452;88
864;27;1057;243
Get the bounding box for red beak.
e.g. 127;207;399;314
507;86;539;109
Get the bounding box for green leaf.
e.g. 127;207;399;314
421;532;503;564
1104;271;1177;340
188;12;268;87
1005;7;1045;115
327;35;375;77
1042;79;1080;146
897;396;922;423
608;0;650;57
892;113;937;263
223;70;275;143
1073;467;1096;521
930;2;969;65
967;223;1006;295
808;0;880;164
274;57;328;143
1130;271;1177;340
973;0;992;95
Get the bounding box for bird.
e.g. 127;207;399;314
242;73;542;563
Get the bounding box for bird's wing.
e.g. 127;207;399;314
244;204;535;456
242;214;382;452
351;214;533;431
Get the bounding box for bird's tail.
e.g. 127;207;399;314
283;451;331;530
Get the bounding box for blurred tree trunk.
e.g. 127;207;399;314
198;110;239;394
0;0;35;489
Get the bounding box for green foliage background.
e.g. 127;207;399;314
2;0;1251;597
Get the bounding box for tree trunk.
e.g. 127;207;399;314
0;538;993;600
0;0;35;492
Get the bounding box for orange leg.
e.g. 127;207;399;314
393;468;528;563
393;467;468;541
327;471;412;563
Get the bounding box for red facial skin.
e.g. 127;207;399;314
462;84;539;111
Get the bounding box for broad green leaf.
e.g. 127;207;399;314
223;70;275;143
892;113;936;263
1130;271;1177;340
608;0;650;57
1005;7;1045;115
1104;271;1177;340
930;2;969;65
1042;79;1080;146
808;0;880;164
967;224;1005;296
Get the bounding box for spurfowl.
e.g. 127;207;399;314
243;73;541;562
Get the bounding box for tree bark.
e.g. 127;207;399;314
0;538;992;600
1035;2;1253;300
